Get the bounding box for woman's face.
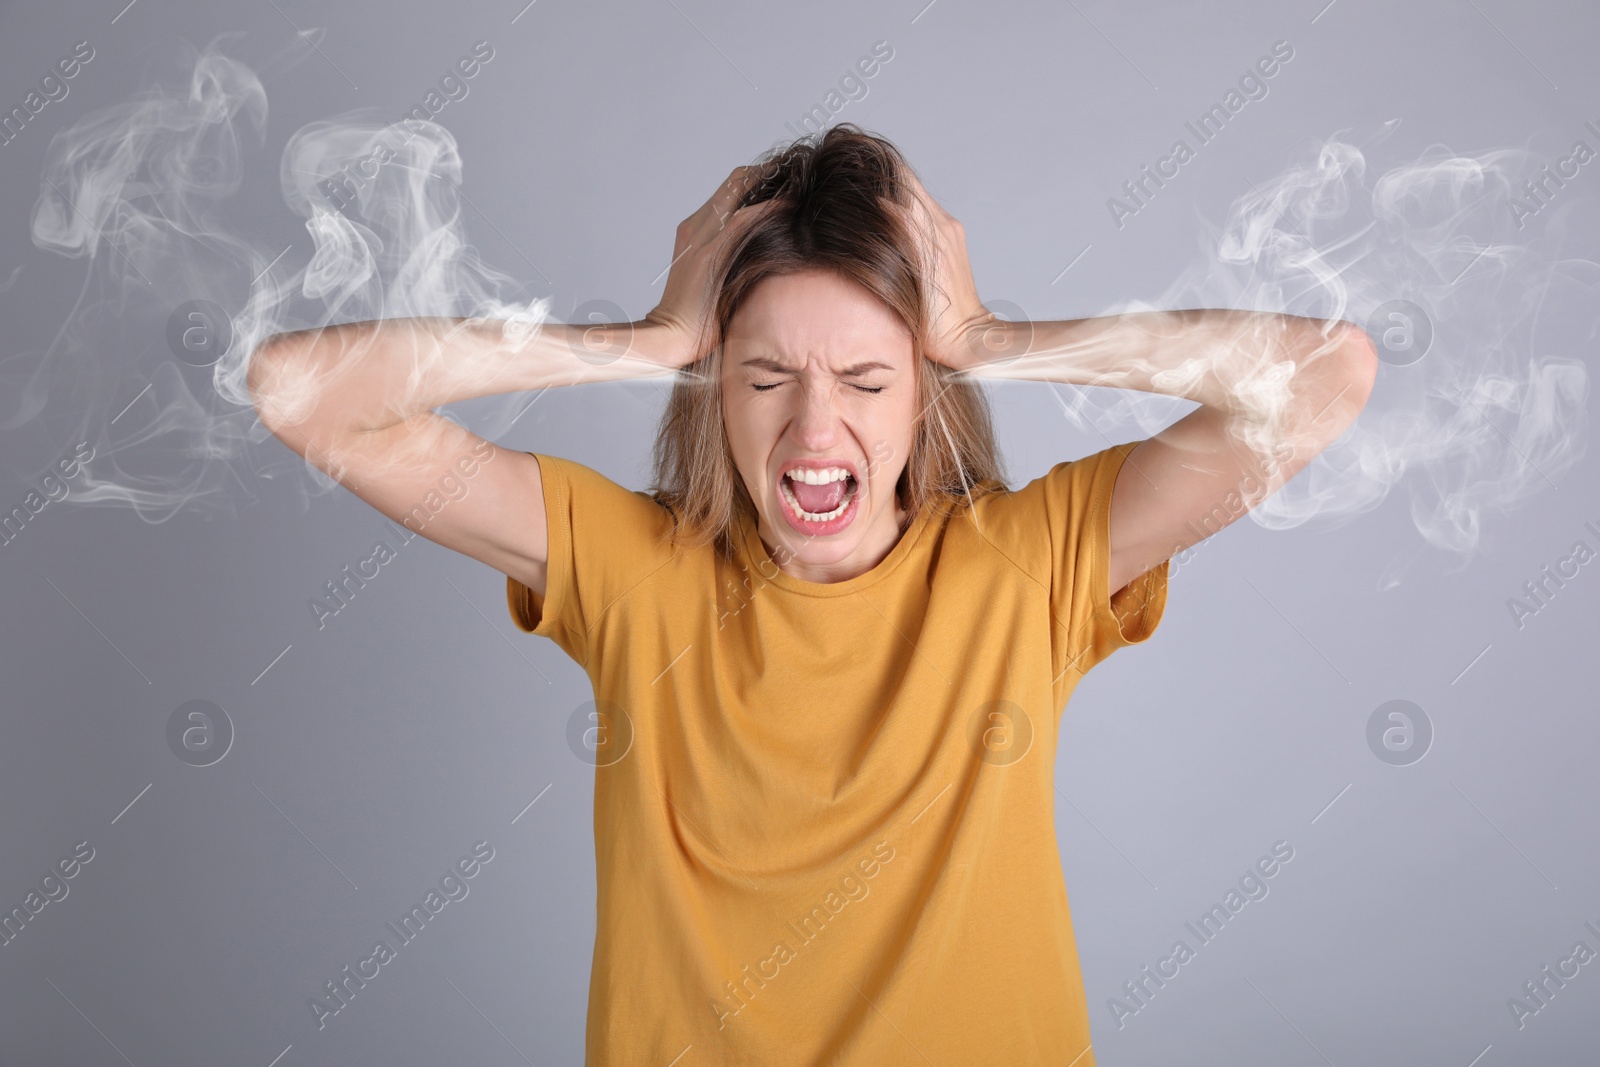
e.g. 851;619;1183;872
721;269;918;583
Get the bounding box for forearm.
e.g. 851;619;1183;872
248;315;679;436
962;308;1371;439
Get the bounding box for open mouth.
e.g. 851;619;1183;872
779;466;859;525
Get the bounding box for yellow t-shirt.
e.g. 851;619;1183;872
507;440;1169;1066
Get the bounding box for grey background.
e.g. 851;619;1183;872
1;1;1597;1065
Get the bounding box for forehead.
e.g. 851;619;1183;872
724;269;913;371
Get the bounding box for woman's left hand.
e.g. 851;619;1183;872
895;170;1013;372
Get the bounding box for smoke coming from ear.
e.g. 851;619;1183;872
12;39;1594;587
1048;121;1593;581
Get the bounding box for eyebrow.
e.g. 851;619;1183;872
739;356;896;376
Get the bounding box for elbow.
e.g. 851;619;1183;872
1291;320;1377;442
1336;323;1380;409
245;338;281;427
247;335;307;436
1314;319;1379;408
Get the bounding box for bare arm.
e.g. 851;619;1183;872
246;315;681;598
247;165;777;599
964;310;1378;595
893;168;1378;598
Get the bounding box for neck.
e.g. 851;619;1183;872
757;500;910;584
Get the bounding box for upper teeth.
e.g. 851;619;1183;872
786;467;850;484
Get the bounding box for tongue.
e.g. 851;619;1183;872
791;477;846;515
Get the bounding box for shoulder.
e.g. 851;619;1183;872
532;451;686;569
976;444;1137;521
920;476;1041;584
537;452;676;521
514;452;695;653
958;443;1141;575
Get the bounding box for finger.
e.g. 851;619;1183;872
715;193;780;234
900;167;935;211
880;193;920;233
902;167;957;228
720;165;753;198
882;192;939;269
715;165;764;210
690;166;751;223
711;170;758;222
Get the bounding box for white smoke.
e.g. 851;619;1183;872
1044;122;1592;574
14;33;546;519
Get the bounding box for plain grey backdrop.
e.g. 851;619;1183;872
1;0;1597;1064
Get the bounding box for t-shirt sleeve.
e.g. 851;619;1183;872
504;452;678;669
1031;439;1170;679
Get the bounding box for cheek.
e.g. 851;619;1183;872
723;396;764;447
879;394;918;453
856;403;915;487
721;398;772;483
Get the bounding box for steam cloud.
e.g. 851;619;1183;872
11;38;1594;589
1033;122;1592;580
13;33;547;520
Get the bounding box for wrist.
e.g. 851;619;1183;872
957;311;1030;371
528;317;683;378
627;318;694;368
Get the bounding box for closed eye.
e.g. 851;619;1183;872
751;382;885;394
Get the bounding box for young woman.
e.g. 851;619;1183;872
250;125;1376;1066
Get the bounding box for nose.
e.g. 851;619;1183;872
789;377;843;452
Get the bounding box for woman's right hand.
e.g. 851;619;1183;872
639;165;777;369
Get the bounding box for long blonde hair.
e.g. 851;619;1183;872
650;124;1006;558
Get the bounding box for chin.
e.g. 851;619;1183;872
771;476;866;541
